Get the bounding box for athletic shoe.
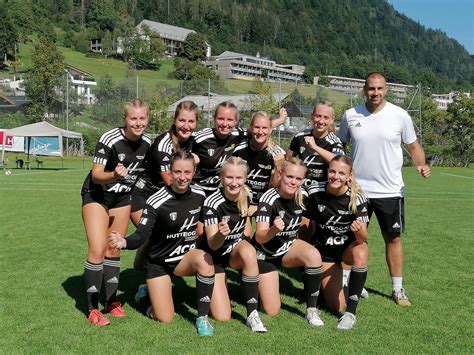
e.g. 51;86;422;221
145;305;154;320
246;310;268;333
135;284;149;304
337;312;357;330
195;316;214;336
392;288;412;307
88;309;110;326
360;288;369;299
106;302;126;318
306;307;324;326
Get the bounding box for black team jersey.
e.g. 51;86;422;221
81;127;151;194
124;185;206;267
192;127;248;194
233;142;285;205
199;188;247;258
254;188;307;260
289;130;344;187
304;184;369;249
138;131;194;190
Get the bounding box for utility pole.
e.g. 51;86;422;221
66;71;69;155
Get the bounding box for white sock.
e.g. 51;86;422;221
392;277;403;292
342;269;351;288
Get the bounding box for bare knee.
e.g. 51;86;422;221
352;247;368;267
303;249;322;267
152;311;174;324
261;302;280;316
212;310;231;322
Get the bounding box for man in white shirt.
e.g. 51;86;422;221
338;72;430;306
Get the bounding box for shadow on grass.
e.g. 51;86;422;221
365;287;391;300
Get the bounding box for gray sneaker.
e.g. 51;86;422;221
337;312;357;330
246;310;268;333
306;307;324;326
392;288;412;307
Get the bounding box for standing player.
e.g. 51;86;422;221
81;99;151;326
233;111;285;217
304;156;369;330
199;157;267;332
107;151;216;336
254;158;325;326
192;101;287;196
287;102;344;188
338;72;431;306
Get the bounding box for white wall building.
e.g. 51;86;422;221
65;66;96;105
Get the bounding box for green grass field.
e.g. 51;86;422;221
0;157;473;353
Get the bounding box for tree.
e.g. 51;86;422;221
0;6;18;60
446;95;473;167
182;32;207;62
25;36;65;121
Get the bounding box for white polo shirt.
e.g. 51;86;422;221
338;102;417;198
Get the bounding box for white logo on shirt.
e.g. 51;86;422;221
169;212;177;221
98;148;106;154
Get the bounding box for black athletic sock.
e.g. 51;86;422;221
196;273;215;317
304;266;323;308
84;260;103;311
241;274;259;317
346;266;368;315
103;257;120;306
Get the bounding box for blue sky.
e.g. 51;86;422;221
388;0;474;54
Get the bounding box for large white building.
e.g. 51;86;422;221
206;51;305;83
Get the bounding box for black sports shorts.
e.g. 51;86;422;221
131;179;159;213
81;189;131;210
144;259;177;280
367;197;405;235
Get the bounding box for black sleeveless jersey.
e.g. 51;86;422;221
138;131;194;190
304;184;369;249
233;142;285;205
254;188;306;259
199;188;247;257
81;127;151;194
124;185;206;266
192;127;248;194
289;130;344;187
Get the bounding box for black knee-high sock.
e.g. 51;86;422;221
346;266;368;315
304;266;323;308
241;274;259;317
84;261;103;311
103;257;120;306
196;273;215;317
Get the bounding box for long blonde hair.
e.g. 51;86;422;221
169;100;199;153
279;157;307;208
220;156;252;216
330;155;364;213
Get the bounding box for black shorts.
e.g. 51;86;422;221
317;244;347;264
81;189;131;210
367;197;405;235
144;259;176;279
131;179;160;213
257;257;284;274
211;254;231;274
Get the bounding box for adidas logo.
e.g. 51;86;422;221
310;290;320;297
206;210;214;215
355;122;362;127
199;296;211;303
163;156;170;162
98;148;106;154
107;277;119;284
349;294;359;301
392;222;400;229
247;298;258;304
260;206;267;212
87;286;99;293
361;207;367;212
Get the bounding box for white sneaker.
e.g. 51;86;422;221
306;307;324;326
392;288;412;307
337;312;357;330
246;310;267;333
360;287;369;299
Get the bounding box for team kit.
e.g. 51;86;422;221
80;73;431;335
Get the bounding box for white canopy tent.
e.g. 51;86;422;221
1;121;84;169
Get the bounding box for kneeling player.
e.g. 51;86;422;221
304;156;369;330
108;151;216;336
254;158;325;326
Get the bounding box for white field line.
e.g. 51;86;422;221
0;187;77;192
0;169;85;177
0;182;81;186
440;172;474;180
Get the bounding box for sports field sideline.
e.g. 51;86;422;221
1;158;472;353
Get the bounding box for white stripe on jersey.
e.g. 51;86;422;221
294;129;312;138
259;188;280;205
356;193;368;206
255;215;270;223
194;128;214;143
99;128;122;147
268;144;285;158
142;133;152;145
204;190;225;210
307;183;326;196
233;140;248;153
93;157;107;165
157;133;173;154
190;184;206;197
147;187;173;209
325;132;341;146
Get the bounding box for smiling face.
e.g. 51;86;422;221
251;114;272;148
327;159;352;194
170;158;195;193
174;109;197;141
364;74;388;110
214;106;238;139
221;163;247;200
311;104;334;138
123;107;148;139
278;163;305;199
